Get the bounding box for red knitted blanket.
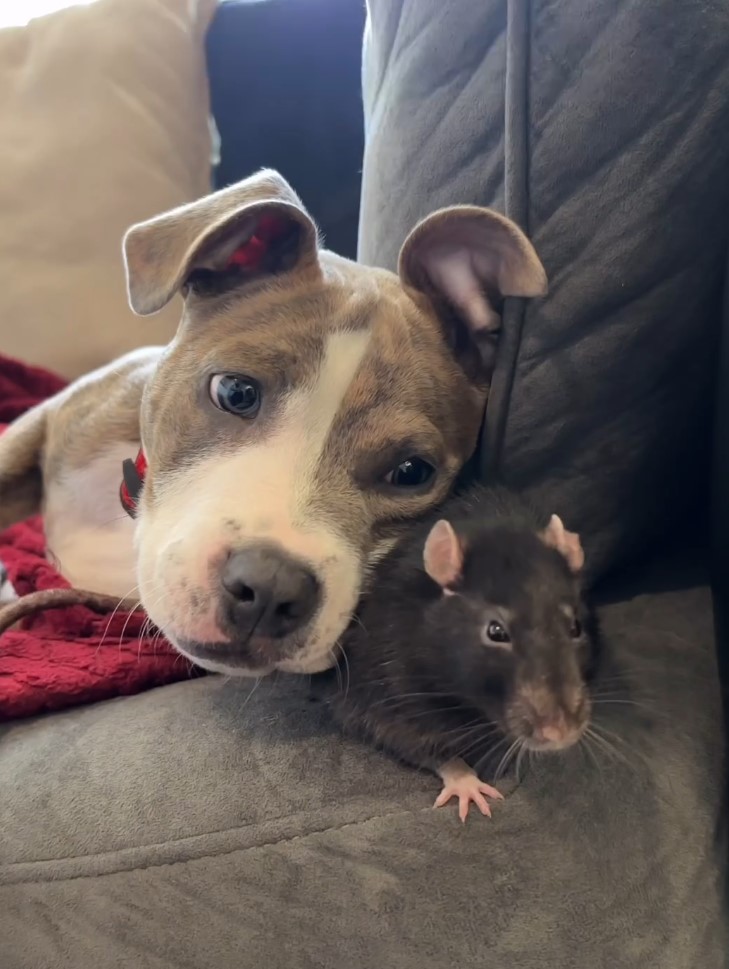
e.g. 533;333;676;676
0;355;200;720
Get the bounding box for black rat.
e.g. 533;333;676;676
325;485;596;821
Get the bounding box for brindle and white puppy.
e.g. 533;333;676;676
0;170;546;676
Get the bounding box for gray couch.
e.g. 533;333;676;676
1;1;728;967
0;566;724;968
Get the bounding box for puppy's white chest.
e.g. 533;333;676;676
44;444;138;598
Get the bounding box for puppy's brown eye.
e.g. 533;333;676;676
384;457;435;488
209;374;261;417
484;620;511;645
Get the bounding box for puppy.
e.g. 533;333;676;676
0;170;546;676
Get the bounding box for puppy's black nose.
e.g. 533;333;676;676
220;545;319;639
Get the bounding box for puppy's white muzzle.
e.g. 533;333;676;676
135;458;362;675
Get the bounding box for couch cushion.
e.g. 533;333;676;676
0;557;724;968
0;0;216;379
358;0;729;582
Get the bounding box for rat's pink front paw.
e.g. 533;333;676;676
433;763;503;822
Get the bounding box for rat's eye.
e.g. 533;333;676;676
570;617;583;639
383;457;435;489
484;620;511;646
209;374;261;417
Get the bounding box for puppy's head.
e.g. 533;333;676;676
123;170;546;676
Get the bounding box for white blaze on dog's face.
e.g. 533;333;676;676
123;170;547;676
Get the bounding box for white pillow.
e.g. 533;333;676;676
0;0;217;379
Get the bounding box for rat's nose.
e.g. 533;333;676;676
530;706;587;749
220;545;320;639
533;716;569;744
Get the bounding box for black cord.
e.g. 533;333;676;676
483;0;533;479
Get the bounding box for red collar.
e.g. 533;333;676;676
119;449;147;519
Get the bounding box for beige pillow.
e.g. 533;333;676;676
0;0;217;379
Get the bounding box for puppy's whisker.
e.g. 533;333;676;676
98;513;134;528
97;582;142;649
233;675;262;715
338;646;351;701
329;650;343;694
123;588;171;660
348;613;366;633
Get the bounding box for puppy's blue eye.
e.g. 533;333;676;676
209;374;261;417
384;457;435;488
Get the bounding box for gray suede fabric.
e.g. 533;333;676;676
359;0;729;583
0;563;724;968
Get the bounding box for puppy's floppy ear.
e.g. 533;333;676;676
123;169;321;316
423;519;464;589
398;206;547;374
540;514;585;573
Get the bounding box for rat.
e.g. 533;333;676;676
324;485;597;821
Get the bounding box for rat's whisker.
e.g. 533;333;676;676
494;737;522;781
371;690;459;707
438;719;498;745
591;696;663;720
445;719;500;738
515;739;529;781
457;731;507;772
584;727;637;773
473;735;508;772
580;734;602;774
590;720;638;750
613;623;699;649
386;706;477;724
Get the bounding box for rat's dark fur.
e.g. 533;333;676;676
323;485;598;777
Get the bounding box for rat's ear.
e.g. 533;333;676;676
540;514;585;573
398;206;547;376
123;169;321;316
423;519;464;589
